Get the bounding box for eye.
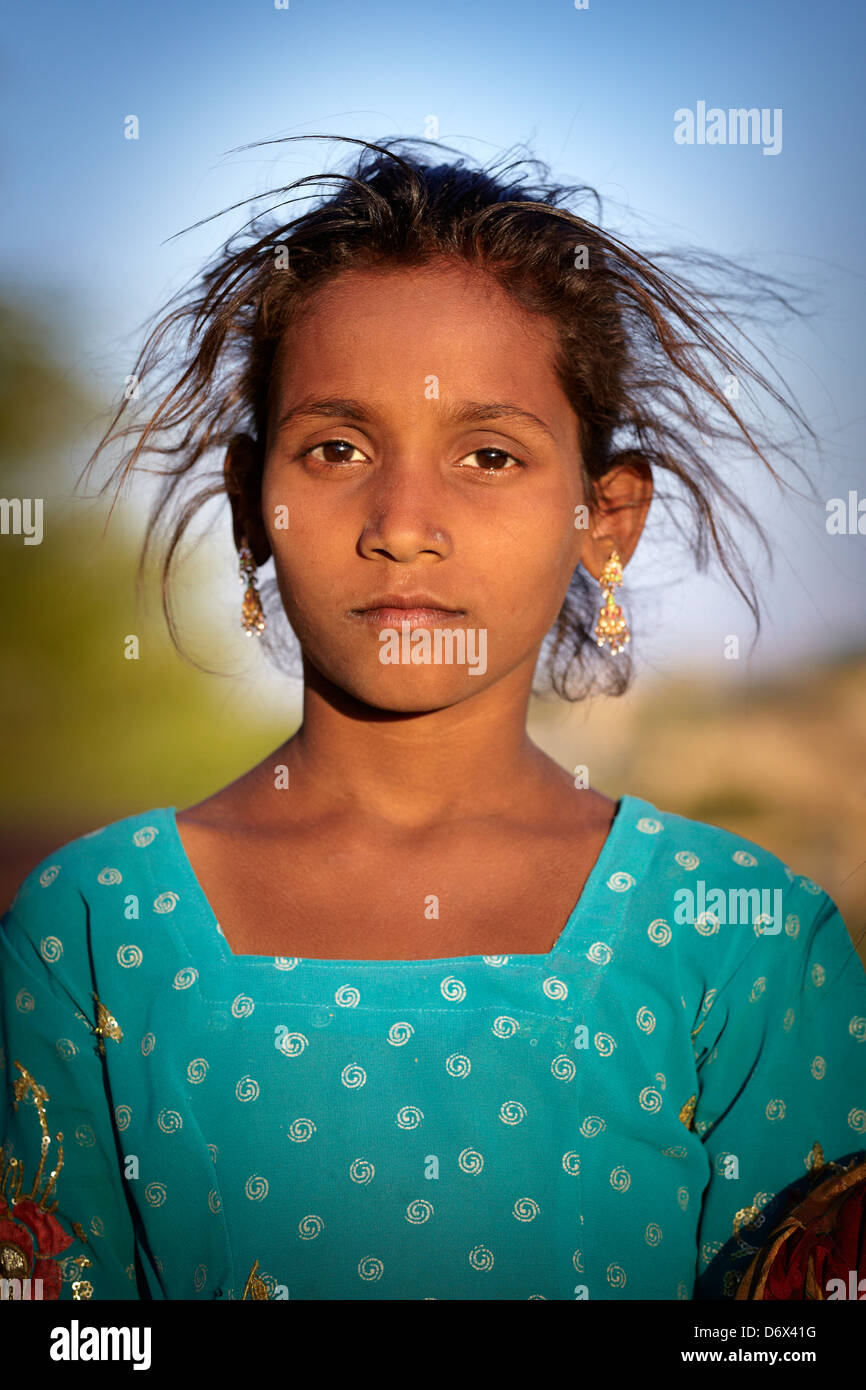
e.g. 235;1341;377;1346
459;447;524;473
303;439;367;465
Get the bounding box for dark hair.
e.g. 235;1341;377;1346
80;134;818;698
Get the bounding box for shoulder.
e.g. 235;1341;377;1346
610;798;866;1047
2;806;174;948
621;792;824;896
617;793;851;966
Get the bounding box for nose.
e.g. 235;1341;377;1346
357;468;453;564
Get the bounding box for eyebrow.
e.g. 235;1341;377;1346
274;395;557;443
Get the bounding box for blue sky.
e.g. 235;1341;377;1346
2;0;864;679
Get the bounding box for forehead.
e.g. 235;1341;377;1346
268;260;566;418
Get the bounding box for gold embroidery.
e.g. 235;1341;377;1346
732;1203;761;1238
241;1258;270;1300
71;1222;89;1244
678;1094;697;1129
0;1243;28;1278
1;1062;94;1296
691;990;717;1043
0;1062;65;1212
92;993;123;1055
806;1140;826;1174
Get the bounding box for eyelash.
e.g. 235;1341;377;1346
300;439;526;474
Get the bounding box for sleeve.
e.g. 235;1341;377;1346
690;879;866;1299
0;863;141;1300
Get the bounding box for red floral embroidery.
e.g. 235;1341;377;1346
735;1155;866;1300
0;1193;75;1299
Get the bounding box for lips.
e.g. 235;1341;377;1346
349;592;467;626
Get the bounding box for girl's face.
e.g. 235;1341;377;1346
257;259;592;712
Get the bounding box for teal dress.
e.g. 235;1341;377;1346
2;794;865;1301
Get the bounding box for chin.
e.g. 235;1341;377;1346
342;671;490;714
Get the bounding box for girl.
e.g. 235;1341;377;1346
2;137;865;1302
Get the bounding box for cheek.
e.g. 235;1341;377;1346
263;489;334;588
494;499;581;590
270;544;330;626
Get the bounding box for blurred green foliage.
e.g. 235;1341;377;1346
0;299;97;474
0;516;295;823
0;292;294;827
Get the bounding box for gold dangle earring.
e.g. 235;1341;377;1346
593;548;630;654
238;536;266;636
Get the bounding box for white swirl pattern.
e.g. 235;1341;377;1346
1;802;861;1305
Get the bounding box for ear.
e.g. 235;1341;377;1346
224;434;270;566
581;453;653;582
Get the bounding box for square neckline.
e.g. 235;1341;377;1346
160;794;637;968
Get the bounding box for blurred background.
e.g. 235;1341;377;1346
1;0;864;951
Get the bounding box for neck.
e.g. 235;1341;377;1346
272;652;562;830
